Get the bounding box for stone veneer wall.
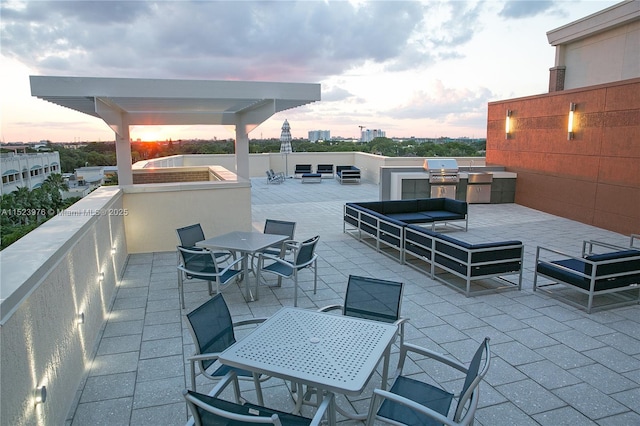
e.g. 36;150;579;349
132;168;210;184
487;78;640;236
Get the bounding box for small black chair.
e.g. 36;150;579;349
183;371;333;426
261;219;297;257
266;169;284;184
177;246;243;309
185;294;268;403
257;236;319;307
319;275;407;346
176;223;233;263
366;337;491;426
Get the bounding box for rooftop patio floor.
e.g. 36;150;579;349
68;177;640;425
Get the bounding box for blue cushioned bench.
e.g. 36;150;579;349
404;225;523;296
301;173;322;183
534;240;640;313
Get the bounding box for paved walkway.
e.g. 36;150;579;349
67;177;640;425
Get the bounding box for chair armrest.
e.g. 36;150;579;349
582;240;633;256
370;388;457;426
258;252;290;265
401;343;468;374
296;253;318;269
232;318;267;327
187;353;220;363
310;392;334;426
317;304;343;313
219;255;245;272
536;245;575;259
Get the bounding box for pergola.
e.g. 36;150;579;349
30;76;321;184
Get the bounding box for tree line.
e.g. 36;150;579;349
41;137;485;173
1;174;79;249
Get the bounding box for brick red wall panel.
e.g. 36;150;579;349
487;78;640;235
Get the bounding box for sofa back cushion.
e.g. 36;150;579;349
444;198;468;214
585;250;640;277
337;165;357;173
355;202;383;213
417;198;445;211
383;200;418;214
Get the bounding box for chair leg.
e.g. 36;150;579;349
190;360;197;391
313;260;318;294
253;373;264;406
178;273;185;309
294;273;298;307
231;375;242;404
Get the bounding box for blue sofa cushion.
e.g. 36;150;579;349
444;198;468;214
422;211;466;221
417;198;445;211
585;250;640;277
355;202;383;213
387;212;432;223
537;258;640;291
406;225;440;238
383;200;418;214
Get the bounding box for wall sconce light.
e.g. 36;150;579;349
76;312;85;325
34;386;47;405
505;110;512;139
568;102;576;140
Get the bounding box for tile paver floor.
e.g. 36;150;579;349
67;176;640;425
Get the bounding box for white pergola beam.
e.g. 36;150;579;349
30;76;320;180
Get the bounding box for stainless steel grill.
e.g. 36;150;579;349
424;159;459;199
424;158;460;183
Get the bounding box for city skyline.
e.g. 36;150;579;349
0;0;620;143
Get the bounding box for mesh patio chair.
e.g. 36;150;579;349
266;169;285;184
176;223;233;263
261;219;297;257
256;235;319;307
251;219;297;283
183;372;333;426
319;275;408;346
177;246;244;309
365;337;491;426
185;295;270;403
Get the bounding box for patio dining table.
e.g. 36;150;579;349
196;231;288;302
218;307;398;423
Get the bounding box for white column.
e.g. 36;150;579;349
235;123;250;180
115;124;133;186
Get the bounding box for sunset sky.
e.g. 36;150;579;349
0;0;620;143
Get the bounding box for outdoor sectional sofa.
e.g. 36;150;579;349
343;197;524;296
404;225;523;296
294;164;312;178
336;166;361;184
316;164;335;178
343;197;467;264
534;240;640;313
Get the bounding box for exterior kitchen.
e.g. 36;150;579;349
379;158;517;204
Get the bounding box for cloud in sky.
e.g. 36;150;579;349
0;0;620;142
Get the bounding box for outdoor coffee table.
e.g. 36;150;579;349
218;307;398;422
197;231;288;302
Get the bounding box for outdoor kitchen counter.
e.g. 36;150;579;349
389;170;517;202
459;171;517;179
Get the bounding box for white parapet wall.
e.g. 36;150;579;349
0;187;128;426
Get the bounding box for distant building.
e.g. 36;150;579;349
308;130;330;142
62;166;110;199
361;129;386;142
0;151;61;195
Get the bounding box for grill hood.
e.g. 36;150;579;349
424;158;459;172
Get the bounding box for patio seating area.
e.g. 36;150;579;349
67;177;640;425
